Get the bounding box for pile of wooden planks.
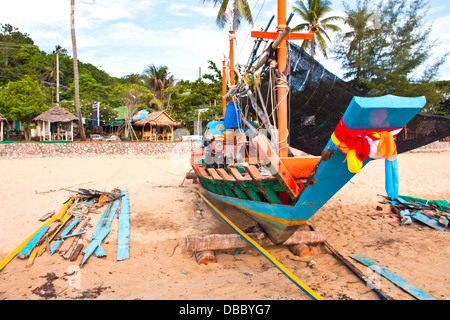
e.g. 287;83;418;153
0;188;130;273
390;196;449;231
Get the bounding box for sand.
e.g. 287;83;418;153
0;150;449;300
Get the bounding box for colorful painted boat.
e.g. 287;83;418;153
191;95;426;244
190;0;428;244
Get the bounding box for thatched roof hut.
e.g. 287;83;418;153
134;111;181;141
33;106;78;122
33;106;78;141
134;111;181;127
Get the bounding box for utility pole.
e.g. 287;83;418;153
55;45;61;107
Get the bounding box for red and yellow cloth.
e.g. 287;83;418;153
331;119;402;173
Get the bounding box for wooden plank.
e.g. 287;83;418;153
0;199;73;271
229;167;252;181
17;226;49;259
117;189;130;261
308;225;394;300
59;218;80;239
198;167;212;180
25;246;38;267
208;168;237;197
63;217;90;259
37;213;73;257
58;237;76;254
245;165;281;204
216;168;235;182
50;240;62;255
216;169;249;200
63;238;79;260
91;202;112;240
39;210;55;222
229;168;261;201
94;199;120;257
81;227;110;266
252;135;301;199
411;211;447;231
197;167;222;194
207;168;223;180
185;230;325;252
70;244;84;262
350;254;435;300
251;30;314;40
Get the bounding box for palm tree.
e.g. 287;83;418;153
292;0;343;59
201;0;253;31
143;64;175;110
70;0;86;140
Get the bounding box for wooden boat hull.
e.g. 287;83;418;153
198;142;365;244
192;95;427;244
204;190;302;244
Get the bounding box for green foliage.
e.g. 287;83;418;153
292;0;343;58
0;75;48;139
0;23;225;135
201;0;253;31
169;61;223;133
333;0;449;111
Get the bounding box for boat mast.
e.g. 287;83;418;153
277;0;288;158
222;60;227;118
229;29;235;102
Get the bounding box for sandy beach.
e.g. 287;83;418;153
0;149;449;301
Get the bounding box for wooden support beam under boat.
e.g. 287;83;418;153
194;250;216;265
185;229;325;252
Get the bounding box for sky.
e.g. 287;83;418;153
1;0;449;82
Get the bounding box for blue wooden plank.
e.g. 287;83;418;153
91;202;111;240
17;226;49;258
81;227;110;266
60;218;80;238
411;212;447;231
93;199;120;257
104;199;120;229
50;239;62;255
350;254;435;300
94;245;107;257
117;189;130;261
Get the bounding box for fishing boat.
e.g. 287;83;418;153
190;0;446;244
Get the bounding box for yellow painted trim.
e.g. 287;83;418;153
231;202;307;226
198;191;324;300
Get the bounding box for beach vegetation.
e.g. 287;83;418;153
292;0;344;59
332;0;449;111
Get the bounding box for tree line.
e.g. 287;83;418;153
0;23;223;139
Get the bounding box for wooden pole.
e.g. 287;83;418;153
277;0;288;158
56;47;60;107
229;30;235;102
185;230;325;252
222;60;227;118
